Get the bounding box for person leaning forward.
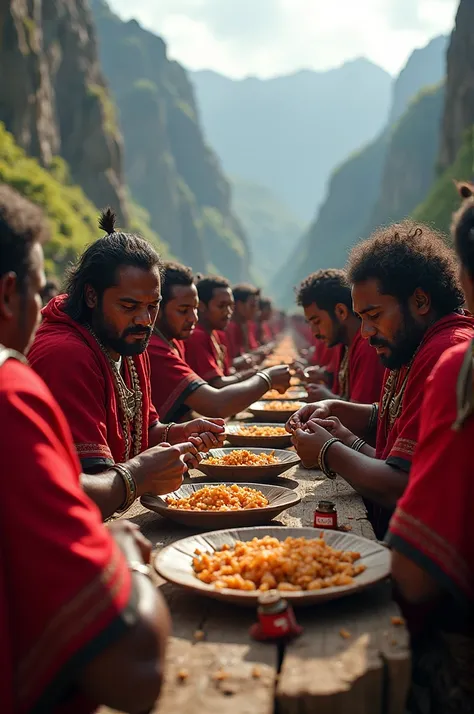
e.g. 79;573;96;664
288;220;474;540
148;262;291;422
0;186;169;714
29;210;225;520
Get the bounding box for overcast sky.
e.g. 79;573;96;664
107;0;458;79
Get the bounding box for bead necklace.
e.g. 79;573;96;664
87;326;143;461
337;346;350;400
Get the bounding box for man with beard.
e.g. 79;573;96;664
296;269;384;403
148;262;291;422
29;210;225;519
0;188;169;713
185;275;256;386
288;221;474;538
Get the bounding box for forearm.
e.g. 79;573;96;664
188;376;268;419
210;374;245;388
148;423;168;447
325;442;408;508
330;401;373;438
81;469;127;520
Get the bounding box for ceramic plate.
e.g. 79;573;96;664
226;423;292;449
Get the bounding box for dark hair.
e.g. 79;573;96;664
0;185;50;293
196;274;230;305
64;208;162;321
161;260;194;305
452;182;474;279
259;297;272;311
296;269;352;313
233;283;260;304
346;220;464;316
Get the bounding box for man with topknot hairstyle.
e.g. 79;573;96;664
29;209;225;519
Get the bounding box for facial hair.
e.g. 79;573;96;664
327;317;346;349
93;309;152;356
370;304;426;370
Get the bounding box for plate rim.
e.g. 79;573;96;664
154;525;390;603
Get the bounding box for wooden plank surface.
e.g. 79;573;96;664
102;463;410;714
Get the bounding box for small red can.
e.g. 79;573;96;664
250;591;303;641
313;500;338;530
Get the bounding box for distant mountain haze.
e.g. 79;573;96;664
191;60;392;222
274;35;448;307
230;177;303;286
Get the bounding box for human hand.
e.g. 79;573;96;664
265;365;291;392
108;520;152;564
291;421;333;469
308;416;355;447
134;442;197;496
306;384;335;402
303;365;329;384
286;399;336;432
179;418;226;451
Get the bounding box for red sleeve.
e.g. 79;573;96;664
185;331;223;382
148;336;205;422
0;362;134;713
388;343;474;608
349;335;385;404
385;339;453;471
29;334;114;466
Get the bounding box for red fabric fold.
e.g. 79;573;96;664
332;330;385;404
28;295;159;465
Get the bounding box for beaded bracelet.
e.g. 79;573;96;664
114;463;137;512
350;437;366;453
317;437;341;479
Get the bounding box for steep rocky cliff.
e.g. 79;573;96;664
439;0;474;170
414;0;474;234
91;0;250;281
0;0;128;224
275;36;447;307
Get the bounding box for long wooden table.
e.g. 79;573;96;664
105;461;411;714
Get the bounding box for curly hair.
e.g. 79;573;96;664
296;269;352;313
452;182;474;278
196;274;230;305
161;261;194;305
64;208;162;322
346;220;464;316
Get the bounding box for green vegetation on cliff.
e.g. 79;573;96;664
0;123;168;278
91;0;249;282
0;122;97;276
414;125;474;234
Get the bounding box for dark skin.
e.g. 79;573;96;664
198;286;256;387
156;284;291;419
232;294;268;361
81;265;226;517
0;243;168;712
303;301;361;401
287;279;435;509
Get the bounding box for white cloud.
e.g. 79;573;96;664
107;0;458;78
